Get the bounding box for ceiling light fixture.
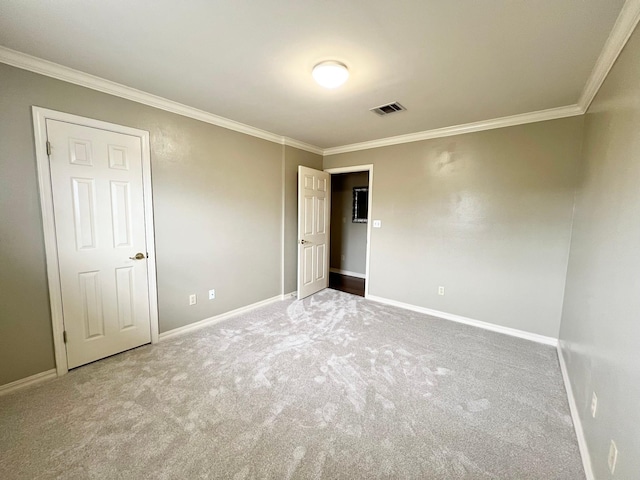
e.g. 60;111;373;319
312;61;349;89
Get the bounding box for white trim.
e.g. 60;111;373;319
283;291;298;299
325;165;373;297
140;125;160;345
32;107;160;375
0;46;322;155
280;147;286;297
578;0;640;111
159;295;283;341
325;165;374;174
366;166;373;299
366;294;558;346
323;105;583;155
329;268;366;279
32;109;67;376
0;369;57;397
557;340;595;480
283;137;324;156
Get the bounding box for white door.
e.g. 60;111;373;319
47;119;152;369
297;166;331;299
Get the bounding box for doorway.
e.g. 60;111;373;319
325;165;373;298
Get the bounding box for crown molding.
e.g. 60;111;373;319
282;137;324;156
3;0;638;161
323;104;584;156
0;46;324;155
578;0;640;111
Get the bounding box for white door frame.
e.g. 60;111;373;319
324;164;373;298
32;106;159;376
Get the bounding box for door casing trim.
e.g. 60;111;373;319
32;106;160;376
324;165;373;298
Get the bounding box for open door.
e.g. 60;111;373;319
297;166;331;299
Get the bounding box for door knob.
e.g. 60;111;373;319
129;252;146;260
300;239;310;244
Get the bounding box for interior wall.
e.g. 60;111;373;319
0;63;283;386
558;25;640;479
330;172;369;275
282;146;323;295
323;117;583;338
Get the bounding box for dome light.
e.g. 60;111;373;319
312;61;349;89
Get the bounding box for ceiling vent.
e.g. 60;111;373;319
370;102;406;116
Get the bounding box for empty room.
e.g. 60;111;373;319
1;1;639;479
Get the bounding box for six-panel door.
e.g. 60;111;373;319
297;166;330;299
47;119;152;369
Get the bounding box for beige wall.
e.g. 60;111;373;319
324;117;583;338
330;172;369;275
0;63;284;385
5;48;636;479
559;26;640;479
283;146;323;295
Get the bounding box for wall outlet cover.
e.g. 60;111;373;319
373;220;382;228
189;294;197;306
208;289;216;300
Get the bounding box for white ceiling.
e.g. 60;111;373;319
0;0;626;149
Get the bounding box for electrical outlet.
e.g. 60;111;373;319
189;294;197;305
608;440;618;474
373;220;382;228
438;286;445;296
591;391;598;418
208;289;216;300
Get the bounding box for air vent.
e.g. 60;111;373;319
370;102;406;116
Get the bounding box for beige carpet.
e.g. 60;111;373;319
0;289;584;479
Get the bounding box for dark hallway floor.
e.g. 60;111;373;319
329;272;365;297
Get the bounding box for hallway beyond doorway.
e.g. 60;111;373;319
329;271;365;297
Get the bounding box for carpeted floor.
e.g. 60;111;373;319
0;289;584;479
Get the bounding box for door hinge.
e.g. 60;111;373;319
63;330;67;343
46;141;52;156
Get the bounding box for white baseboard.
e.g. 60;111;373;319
159;294;283;341
329;268;366;279
366;294;558;346
0;369;57;397
557;340;594;480
283;291;297;299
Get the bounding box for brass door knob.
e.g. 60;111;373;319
129;252;146;260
